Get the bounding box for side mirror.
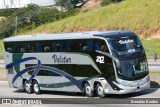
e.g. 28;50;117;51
95;50;120;69
144;48;157;61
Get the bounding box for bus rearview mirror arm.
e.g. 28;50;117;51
144;48;157;61
95;50;120;70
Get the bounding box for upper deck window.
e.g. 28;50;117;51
95;39;109;52
4;42;14;53
4;39;108;53
4;39;94;53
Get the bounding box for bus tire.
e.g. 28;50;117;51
24;80;33;94
96;83;105;98
84;83;95;97
33;80;41;94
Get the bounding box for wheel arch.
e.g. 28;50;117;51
22;79;27;85
82;80;95;91
32;79;39;83
93;81;101;90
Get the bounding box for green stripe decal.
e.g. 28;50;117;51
40;81;74;88
12;53;24;73
39;75;100;88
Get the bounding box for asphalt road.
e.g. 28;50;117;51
0;81;159;98
0;81;160;107
148;59;160;71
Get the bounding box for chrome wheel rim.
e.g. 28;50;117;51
34;84;39;92
25;83;31;92
98;85;104;96
86;85;92;96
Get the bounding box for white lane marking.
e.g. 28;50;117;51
149;66;160;68
33;105;48;107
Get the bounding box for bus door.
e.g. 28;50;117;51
94;39;117;89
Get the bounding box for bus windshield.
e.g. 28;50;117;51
108;37;143;57
107;36;149;80
117;57;149;80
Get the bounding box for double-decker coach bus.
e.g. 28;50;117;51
3;30;157;98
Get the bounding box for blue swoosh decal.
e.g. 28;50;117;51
6;57;83;91
12;66;34;84
6;57;41;69
39;66;82;91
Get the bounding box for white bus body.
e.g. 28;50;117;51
3;30;156;98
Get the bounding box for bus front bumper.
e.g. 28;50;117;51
104;80;150;94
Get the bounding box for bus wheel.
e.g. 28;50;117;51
84;83;95;97
96;83;105;98
24;80;33;94
33;81;41;94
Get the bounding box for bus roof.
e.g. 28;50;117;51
3;30;136;42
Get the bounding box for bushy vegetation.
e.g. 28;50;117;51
0;39;3;59
22;0;160;38
55;0;81;10
0;4;79;38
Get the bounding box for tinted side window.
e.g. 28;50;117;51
15;42;27;53
80;40;94;52
26;64;99;77
5;39;101;53
26;64;60;76
53;42;57;52
41;41;53;52
59;41;64;52
95;39;109;52
53;41;65;52
65;41;71;52
76;65;99;77
5;42;28;53
4;42;14;53
28;70;60;76
25;42;37;53
53;64;99;77
70;40;81;52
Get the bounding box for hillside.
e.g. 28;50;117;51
20;0;160;38
0;0;160;59
81;0;102;11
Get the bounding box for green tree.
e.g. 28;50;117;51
55;0;80;10
0;3;79;38
55;0;73;10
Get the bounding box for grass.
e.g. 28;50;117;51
0;40;4;59
0;40;3;52
20;0;160;37
141;39;160;59
151;71;160;73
